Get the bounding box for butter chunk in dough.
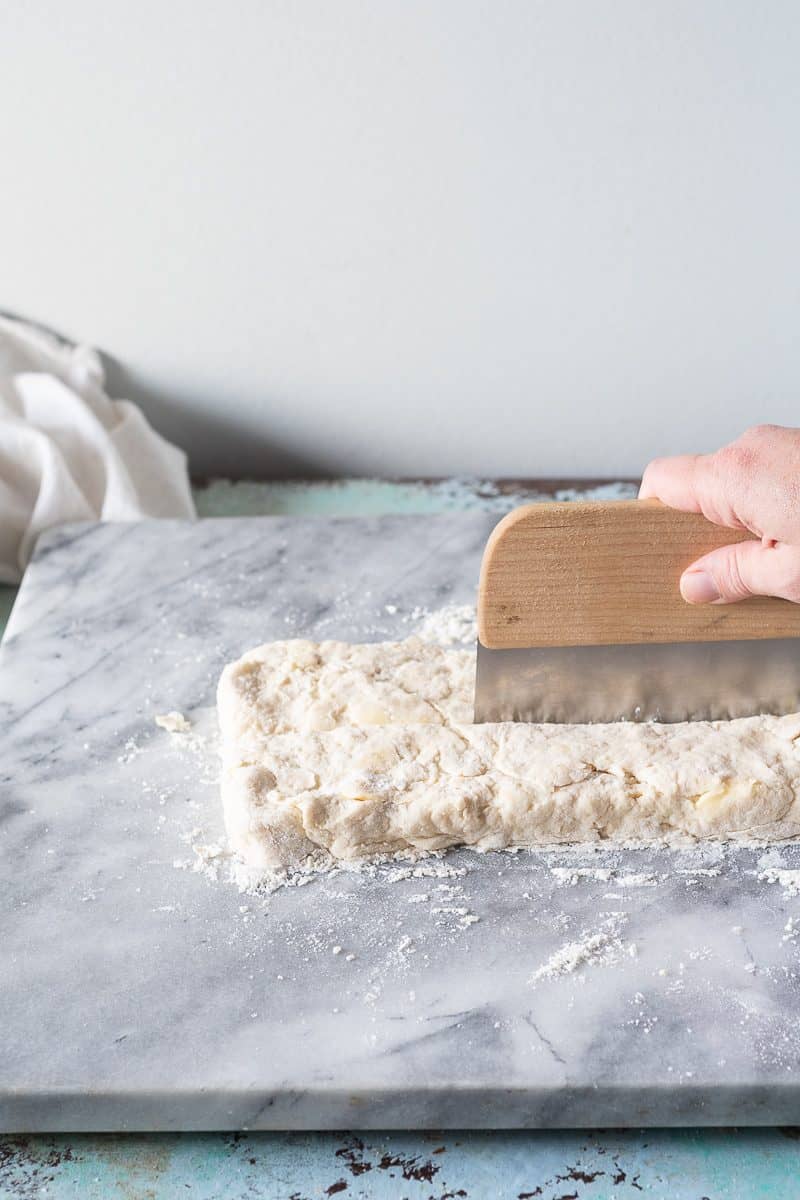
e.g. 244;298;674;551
218;638;800;869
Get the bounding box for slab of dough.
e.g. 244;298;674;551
218;637;800;869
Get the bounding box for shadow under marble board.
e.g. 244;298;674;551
1;514;800;1132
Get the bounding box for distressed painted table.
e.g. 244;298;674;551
1;477;798;1199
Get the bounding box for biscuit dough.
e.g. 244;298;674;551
218;637;800;869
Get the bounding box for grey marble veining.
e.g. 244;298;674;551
2;515;800;1131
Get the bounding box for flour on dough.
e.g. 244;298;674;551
217;637;800;869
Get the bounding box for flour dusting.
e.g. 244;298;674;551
530;915;629;982
411;603;477;646
757;867;800;896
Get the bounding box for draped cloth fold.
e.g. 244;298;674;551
0;316;195;582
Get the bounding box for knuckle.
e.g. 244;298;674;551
715;439;756;475
713;547;752;601
743;422;780;441
775;549;800;603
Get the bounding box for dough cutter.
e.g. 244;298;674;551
474;498;800;724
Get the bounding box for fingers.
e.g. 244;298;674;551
639;455;706;512
681;540;800;605
639;450;746;529
643;428;800;602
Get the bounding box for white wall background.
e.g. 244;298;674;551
2;1;799;479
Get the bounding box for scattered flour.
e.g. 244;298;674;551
191;841;226;881
530;916;629;983
384;861;470;884
551;867;657;888
206;844;474;898
551;867;613;886
757;867;800;897
117;737;143;765
431;905;480;929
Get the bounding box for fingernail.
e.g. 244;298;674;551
680;569;720;604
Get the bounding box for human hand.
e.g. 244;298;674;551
639;424;800;604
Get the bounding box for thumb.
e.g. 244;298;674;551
680;540;800;605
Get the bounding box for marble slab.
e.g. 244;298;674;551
1;515;800;1131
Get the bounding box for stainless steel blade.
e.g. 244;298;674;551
474;638;800;724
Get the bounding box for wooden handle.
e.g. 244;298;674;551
477;499;800;648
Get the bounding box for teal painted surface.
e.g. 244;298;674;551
1;478;794;1198
192;476;637;518
194;476;517;516
0;1128;798;1198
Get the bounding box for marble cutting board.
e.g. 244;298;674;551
1;514;800;1132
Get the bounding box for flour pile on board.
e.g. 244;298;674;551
757;866;800;897
530;915;630;982
550;867;614;886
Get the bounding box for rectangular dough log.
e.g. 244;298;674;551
218;637;800;869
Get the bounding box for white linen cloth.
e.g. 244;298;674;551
0;316;195;583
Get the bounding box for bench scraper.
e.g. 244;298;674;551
474;499;800;724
